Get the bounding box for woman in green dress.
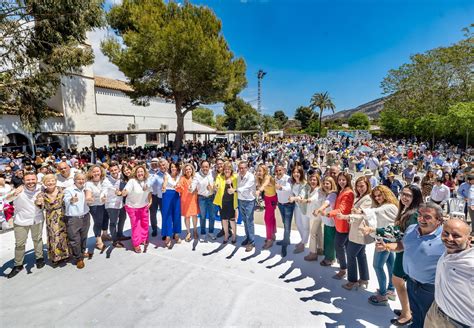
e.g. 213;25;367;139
39;174;70;265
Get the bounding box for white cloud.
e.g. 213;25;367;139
88;28;126;80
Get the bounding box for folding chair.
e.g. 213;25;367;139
447;198;466;221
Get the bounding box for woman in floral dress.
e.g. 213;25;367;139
40;174;70;265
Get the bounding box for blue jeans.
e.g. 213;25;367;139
198;195;215;234
89;205;105;237
373;250;395;295
238;199;255;244
346;241;369;282
277;202;295;246
407;278;435;328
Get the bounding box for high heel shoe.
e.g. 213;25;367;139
342;282;359;290
134;246;142;253
358;280;368;289
185;232;192;242
165;237;172;249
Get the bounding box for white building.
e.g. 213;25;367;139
0;46;216;153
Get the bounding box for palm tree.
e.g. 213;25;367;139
310;91;336;136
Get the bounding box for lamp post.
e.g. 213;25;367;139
257;69;266;137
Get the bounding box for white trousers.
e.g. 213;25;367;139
294;206;310;244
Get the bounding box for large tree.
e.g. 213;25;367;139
309;91;336;135
223;97;258;130
0;0;105;130
273;110;288;128
348;112;370;130
294;106;317;130
101;0;246;150
380;25;473;139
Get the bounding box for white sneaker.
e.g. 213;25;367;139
208;233;216;240
199;234;207;242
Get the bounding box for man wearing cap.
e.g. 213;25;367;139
423;218;472;328
383;172;403;198
430;177;450;210
402;162;417;184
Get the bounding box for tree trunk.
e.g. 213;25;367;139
318;108;323;136
174;102;185;151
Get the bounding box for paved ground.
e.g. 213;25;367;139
0;213;402;328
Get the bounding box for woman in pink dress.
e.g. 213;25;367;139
175;163;199;242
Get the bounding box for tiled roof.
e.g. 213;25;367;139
94;76;133;92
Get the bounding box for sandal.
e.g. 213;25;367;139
231;237;237;244
185;232;192;242
165;237;172;249
173;234;182;244
358;280;369;289
368;294;388;306
342;282;358;290
390;317;413;326
320;259;334;267
332;270;347;280
134;246;142;253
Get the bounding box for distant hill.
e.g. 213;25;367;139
323;97;386;121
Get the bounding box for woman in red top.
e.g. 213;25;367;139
329;172;354;280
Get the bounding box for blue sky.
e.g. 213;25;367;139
93;0;474;118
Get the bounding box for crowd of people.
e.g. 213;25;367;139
0;136;473;327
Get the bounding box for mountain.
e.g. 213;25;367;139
323;97;386;121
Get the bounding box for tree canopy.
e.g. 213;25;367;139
348;113;370;130
294;106;317;129
273;110;288;128
101;0;247;149
380;25;473;145
192;107;215;127
223;97;258;130
0;0;105;130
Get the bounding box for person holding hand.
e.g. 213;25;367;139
160;162;182;247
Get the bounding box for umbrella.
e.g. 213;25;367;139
355;145;374;154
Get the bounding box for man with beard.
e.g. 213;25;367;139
6;171;45;278
423;219;472;328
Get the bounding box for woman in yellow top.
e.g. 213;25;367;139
213;162;238;244
256;164;278;249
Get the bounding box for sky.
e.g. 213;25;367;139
90;0;474;118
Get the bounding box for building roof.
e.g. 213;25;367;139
94;76;133;92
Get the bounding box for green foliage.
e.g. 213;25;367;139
236;113;260;130
0;0;106;131
310;91;336;134
348;113;370;130
273;110;288;128
304;120;321;136
223;97;258;130
193;107;215;127
102;0;247;149
294;106;317;129
380;25;473;144
447;102;474;145
261;114;278;132
215;114;226;131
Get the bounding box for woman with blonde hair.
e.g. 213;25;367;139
312;176;338;265
84;164;107;251
37;174;69;265
337;176;373;290
358;185;399;305
256;164;277;249
175;163;199;242
213;161;238;244
121;165;152;253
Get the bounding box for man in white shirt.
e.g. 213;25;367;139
102;162;125;248
366;154;380;175
430;178;450;209
233;161;256;251
6;171;45;278
56;162;75;189
148;158;164;237
275;163;294;257
64;172;90;269
191;160;216;241
424;219;472;328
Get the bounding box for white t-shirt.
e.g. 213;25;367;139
12;186;44;226
164;173;180;190
102;176;123;209
435;249;474;326
84;181;106;206
124;179;150;208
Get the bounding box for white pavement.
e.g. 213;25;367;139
0;215;401;328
